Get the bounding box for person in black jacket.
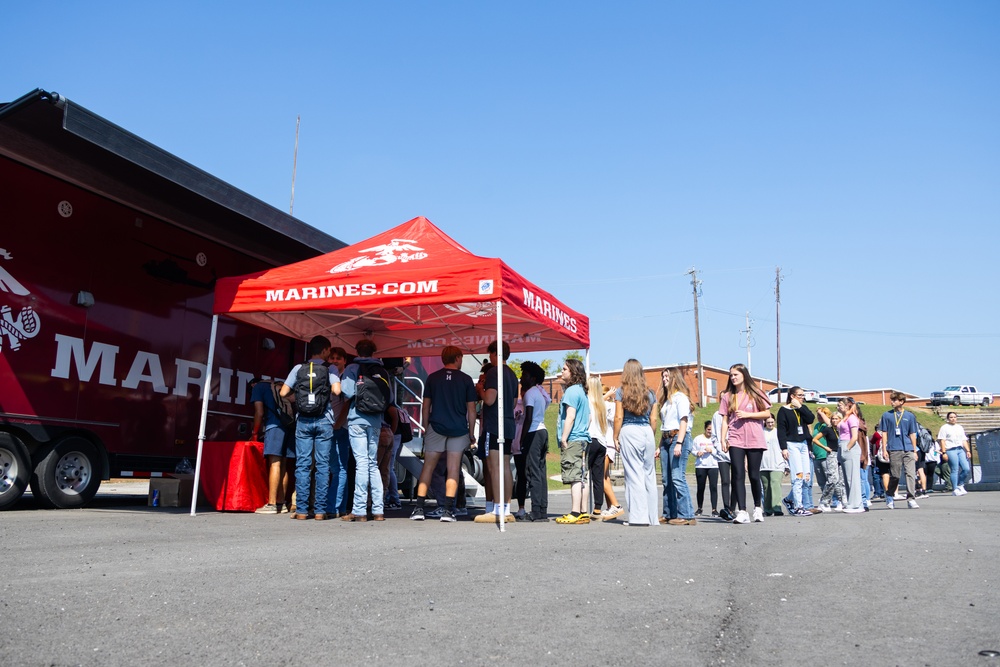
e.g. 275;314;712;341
776;386;816;516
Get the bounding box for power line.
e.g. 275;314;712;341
702;306;1000;339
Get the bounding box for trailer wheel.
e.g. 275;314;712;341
0;433;31;510
462;450;484;484
30;437;102;509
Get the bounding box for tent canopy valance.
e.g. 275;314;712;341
212;216;589;356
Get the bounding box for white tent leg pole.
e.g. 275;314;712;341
585;347;591;515
496;301;505;533
190;314;219;516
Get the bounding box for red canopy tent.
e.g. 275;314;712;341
210;216;589;356
192;217;589;526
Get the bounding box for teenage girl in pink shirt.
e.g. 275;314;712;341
718;364;773;524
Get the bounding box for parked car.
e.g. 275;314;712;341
767;387;821;403
929;386;993;407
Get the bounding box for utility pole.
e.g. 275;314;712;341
688;268;704;407
775;267;782;393
289;115;300;215
742;311;754;374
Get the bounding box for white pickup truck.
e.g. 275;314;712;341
929;385;993;407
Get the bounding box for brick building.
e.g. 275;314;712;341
545;363;780;405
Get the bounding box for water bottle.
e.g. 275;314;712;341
152;489;160;507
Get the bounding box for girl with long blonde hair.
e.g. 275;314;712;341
613;359;658;526
588;377;623;520
718;363;772;524
657;368;696;525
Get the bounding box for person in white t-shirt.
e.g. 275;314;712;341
692;421;719;517
657;369;696;525
937;411;971;495
518;361;552;520
588;378;624;521
759;415;788;516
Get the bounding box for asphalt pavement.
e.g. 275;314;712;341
3;482;999;667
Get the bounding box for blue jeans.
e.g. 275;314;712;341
872;467;886;497
327;427;351;515
386;434;401;504
860;463;871;505
294;415;333;515
785;440;811;509
349;422;384;515
802;457;815;509
947;447;971;489
661;432;694;520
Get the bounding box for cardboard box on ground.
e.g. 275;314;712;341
148;474;205;507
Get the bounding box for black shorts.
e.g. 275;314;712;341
875;459;891;476
477;430;512;458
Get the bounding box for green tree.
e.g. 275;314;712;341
507;359;523;378
563;351;584;364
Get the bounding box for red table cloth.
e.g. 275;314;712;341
199;441;268;511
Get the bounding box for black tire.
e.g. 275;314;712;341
30;436;103;509
952;396;962;406
983;398;991;407
0;432;31;510
462;450;484;484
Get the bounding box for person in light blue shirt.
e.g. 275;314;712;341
339;338;388;521
555;358;591;524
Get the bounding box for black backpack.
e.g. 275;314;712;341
294;362;330;417
354;362;391;415
269;381;296;428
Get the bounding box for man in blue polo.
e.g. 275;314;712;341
877;391;920;509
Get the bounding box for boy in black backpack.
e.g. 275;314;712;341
340;338;391;522
280;335;339;520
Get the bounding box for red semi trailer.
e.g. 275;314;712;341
0;89;343;509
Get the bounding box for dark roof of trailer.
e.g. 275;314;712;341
0;88;345;266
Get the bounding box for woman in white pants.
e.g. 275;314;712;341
613;359;658;526
836;398;864;513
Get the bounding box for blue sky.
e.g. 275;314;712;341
5;1;999;396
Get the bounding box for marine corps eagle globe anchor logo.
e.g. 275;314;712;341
0;248;41;353
329;238;428;274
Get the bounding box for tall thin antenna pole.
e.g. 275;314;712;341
745;311;753;374
688;268;704;407
289;115;300;215
775;267;782;392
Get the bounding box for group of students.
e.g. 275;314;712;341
253;340;975;525
250;335;409;521
552;360;975;527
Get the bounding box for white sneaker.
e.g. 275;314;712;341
818;504;832;513
752;507;764;523
832;505;845;512
885;497;894;510
733;510;751;524
953;490;962;496
907;499;920;509
844;507;865;514
957;485;968;496
893;493;906;500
